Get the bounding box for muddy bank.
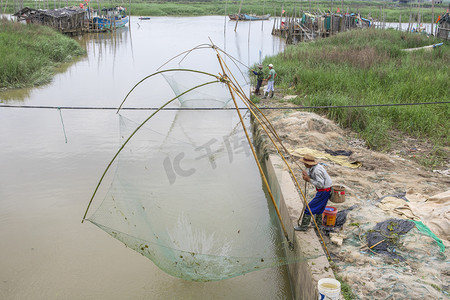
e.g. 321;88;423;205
256;98;449;299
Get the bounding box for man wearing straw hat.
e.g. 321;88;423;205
295;154;333;231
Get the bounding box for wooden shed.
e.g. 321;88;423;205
437;13;449;40
14;7;87;35
13;7;40;24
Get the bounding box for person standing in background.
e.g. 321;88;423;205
251;64;264;95
262;64;276;99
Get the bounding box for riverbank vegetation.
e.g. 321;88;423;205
3;0;449;23
263;29;449;166
0;18;85;89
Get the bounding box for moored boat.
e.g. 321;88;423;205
228;13;270;21
241;13;270;21
93;6;128;29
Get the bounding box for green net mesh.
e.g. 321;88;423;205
413;220;445;253
86;51;310;281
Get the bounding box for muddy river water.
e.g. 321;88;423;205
0;16;294;299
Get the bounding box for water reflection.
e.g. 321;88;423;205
0;87;33;101
0;16;291;299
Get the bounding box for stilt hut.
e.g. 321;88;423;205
14;7;87;35
13;7;40;24
436;13;450;40
273;10;372;44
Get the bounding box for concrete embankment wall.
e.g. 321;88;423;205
252;121;336;299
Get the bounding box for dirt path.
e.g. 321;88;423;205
256;98;450;299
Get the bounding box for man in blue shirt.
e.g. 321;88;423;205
251;64;264;95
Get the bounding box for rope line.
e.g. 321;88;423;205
0;101;448;111
57;108;68;144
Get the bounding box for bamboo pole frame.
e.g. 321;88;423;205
82;44;333;261
82;71;221;223
213;49;331;258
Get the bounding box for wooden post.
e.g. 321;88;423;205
408;11;412;32
330;0;333;35
234;0;243;32
379;5;382;26
417;1;421;30
399;13;401;31
431;0;435;35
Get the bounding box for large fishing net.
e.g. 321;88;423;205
84;45;312;281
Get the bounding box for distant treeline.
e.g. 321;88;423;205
3;0;449;22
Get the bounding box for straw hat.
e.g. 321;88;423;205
299;154;318;165
258;64;263;69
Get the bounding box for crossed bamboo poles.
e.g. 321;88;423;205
81;43;331;260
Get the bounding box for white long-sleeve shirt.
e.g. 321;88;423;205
307;164;332;190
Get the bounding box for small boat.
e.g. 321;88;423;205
139;16;151;20
241;13;270;21
229;13;270;21
93;6;129;29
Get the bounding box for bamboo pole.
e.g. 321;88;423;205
330;0;333;35
431;0;435;35
229;85;332;259
214;51;332;259
216;55;293;248
379;5;382;27
234;0;243;32
408;9;412;31
417;1;421;29
82;72;221;223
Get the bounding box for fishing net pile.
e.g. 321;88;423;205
85;47;308;281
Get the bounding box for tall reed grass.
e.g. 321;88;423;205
0;18;85;89
264;29;449;150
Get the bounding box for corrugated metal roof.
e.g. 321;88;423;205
14;6;85;18
40;7;86;18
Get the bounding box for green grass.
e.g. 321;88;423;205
261;29;449;151
0;18;85;89
3;0;449;22
250;94;261;104
335;274;357;299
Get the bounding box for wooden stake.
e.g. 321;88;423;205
217;56;292;246
234;0;243;32
431;0;435;35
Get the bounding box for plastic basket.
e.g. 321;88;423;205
330;185;345;203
